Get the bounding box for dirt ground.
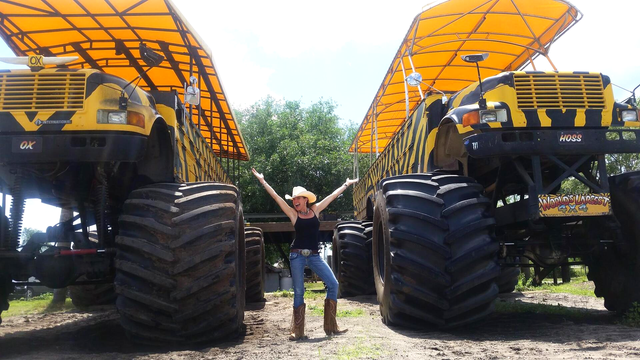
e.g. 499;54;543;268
2;287;640;360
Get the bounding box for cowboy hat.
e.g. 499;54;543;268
285;186;317;203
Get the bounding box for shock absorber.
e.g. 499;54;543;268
8;174;25;250
94;165;108;248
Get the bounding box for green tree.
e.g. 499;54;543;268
237;97;360;216
20;227;42;246
236;97;364;265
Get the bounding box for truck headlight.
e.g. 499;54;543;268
480;109;507;123
621;109;639;122
97;110;127;124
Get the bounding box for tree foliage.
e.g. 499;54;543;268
236;97;361;217
20;227;42;246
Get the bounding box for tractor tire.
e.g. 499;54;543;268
372;173;499;328
332;221;375;297
69;233;116;308
588;171;640;312
496;266;520;294
245;227;265;303
70;275;116;308
114;182;245;345
0;274;10;325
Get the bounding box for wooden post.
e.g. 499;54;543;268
561;265;571;283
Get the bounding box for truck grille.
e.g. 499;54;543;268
514;73;606;109
0;72;86;111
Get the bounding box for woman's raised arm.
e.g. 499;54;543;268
313;178;358;214
252;168;297;223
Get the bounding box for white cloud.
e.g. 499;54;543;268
174;0;426;108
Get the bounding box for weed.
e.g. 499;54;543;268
621;302;640;327
514;272;594;297
6;294;74;318
309;304;323;316
272;290;294;298
495;300;593;319
305;281;326;291
335;337;384;359
270;285;327;299
308;305;365;317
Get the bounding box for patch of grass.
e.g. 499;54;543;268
5;293;74;318
495;300;593;319
330;337;384;359
305;281;326;291
308;305;365;318
271;288;326;300
621;302;640;327
304;290;326;300
309;304;323;316
272;290;294;298
338;308;365;318
515;272;595;297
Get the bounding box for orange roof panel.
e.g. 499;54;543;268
350;0;581;153
0;0;248;161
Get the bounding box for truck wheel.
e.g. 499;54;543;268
69;276;116;308
332;221;375;297
0;275;11;324
114;182;245;345
69;233;116;308
373;173;499;328
496;266;520;294
588;172;640;312
245;227;265;303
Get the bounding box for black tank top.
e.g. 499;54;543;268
291;211;320;250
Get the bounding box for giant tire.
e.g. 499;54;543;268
69;275;117;308
114;182;246;345
496;265;520;294
588;172;640;312
372;173;499;328
245;227;265;303
332;221;375;297
69;232;116;308
0;274;10;325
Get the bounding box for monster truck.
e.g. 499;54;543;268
0;48;246;344
336;0;640;329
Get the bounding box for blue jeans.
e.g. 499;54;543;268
289;252;339;308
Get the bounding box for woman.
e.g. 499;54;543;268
252;168;358;340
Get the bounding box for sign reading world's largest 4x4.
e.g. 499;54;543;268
538;194;611;217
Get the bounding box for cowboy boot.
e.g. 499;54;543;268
324;298;348;336
289;303;307;340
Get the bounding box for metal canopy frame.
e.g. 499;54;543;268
0;0;248;161
349;0;582;154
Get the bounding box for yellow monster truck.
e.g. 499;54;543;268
0;1;248;345
333;0;640;328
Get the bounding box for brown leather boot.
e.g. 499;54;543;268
324;298;348;336
289;303;307;340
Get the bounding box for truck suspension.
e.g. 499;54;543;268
7;173;24;251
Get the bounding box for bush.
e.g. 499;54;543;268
621;302;640;327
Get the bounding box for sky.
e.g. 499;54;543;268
2;0;640;231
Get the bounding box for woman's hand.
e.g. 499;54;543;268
251;168;265;184
344;178;359;187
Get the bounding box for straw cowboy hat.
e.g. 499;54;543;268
285;186;317;204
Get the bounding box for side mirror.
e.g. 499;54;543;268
405;72;423;87
461;53;489;63
184;76;200;106
139;43;164;67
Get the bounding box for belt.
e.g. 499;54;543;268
291;248;319;256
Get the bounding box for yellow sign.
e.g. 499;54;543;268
27;55;44;68
538;193;611;217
